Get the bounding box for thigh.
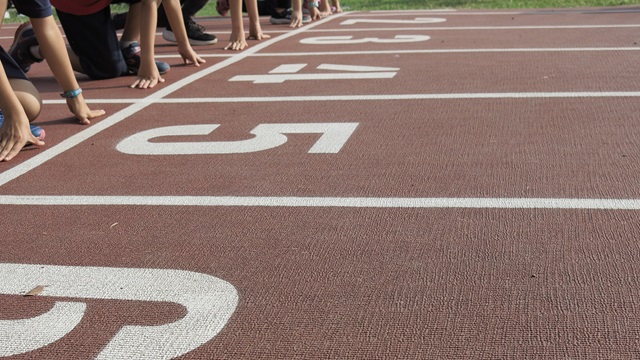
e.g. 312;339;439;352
56;6;128;79
9;78;41;122
0;47;40;120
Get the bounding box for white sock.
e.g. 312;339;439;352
29;45;42;61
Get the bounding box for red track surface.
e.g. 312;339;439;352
2;7;640;359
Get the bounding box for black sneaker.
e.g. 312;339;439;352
162;19;217;46
121;42;170;75
8;22;43;73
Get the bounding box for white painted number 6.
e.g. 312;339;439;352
116;123;359;155
0;263;238;359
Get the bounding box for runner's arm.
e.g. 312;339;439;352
29;16;105;124
162;0;205;65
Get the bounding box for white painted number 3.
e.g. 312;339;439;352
116;123;359;155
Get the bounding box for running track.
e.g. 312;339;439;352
1;6;640;359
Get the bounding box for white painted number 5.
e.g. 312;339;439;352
117;123;359;155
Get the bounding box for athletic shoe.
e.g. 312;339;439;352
0;110;46;141
269;9;311;25
216;0;230;16
8;22;43;73
291;13;312;23
121;42;170;75
269;16;290;25
163;19;217;46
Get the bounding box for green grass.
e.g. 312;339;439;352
3;0;637;23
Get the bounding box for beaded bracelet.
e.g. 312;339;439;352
60;88;83;99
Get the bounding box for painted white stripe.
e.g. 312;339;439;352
230;71;397;83
316;63;400;71
309;24;640;32
347;8;640;16
254;47;640;57
1;195;640;210
350;10;457;16
0;302;86;357
155;53;235;59
341;17;447;25
42;91;640;105
151;47;640;59
0;13;347;187
269;63;307;73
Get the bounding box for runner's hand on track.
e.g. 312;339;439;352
130;66;164;89
179;46;206;66
225;39;248;51
66;95;106;125
289;11;304;28
0;113;44;162
310;7;323;20
225;30;249;51
248;31;270;41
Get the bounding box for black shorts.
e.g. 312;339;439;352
242;0;289;16
55;5;128;80
0;47;28;81
11;0;54;18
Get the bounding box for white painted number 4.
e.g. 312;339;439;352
117;123;359;155
300;35;430;45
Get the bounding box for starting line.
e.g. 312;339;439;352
41;91;640;105
0;195;639;210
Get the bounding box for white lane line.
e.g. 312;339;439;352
0;13;347;188
155;53;235;59
310;24;640;32
255;47;640;56
1;195;640;210
347;8;640;16
42;91;640;105
153;47;640;59
269;63;308;73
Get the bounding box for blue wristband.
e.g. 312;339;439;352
60;88;82;98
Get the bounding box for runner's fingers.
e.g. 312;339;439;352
27;134;44;147
249;34;271;40
136;79;149;89
226;42;243;51
88;109;106;119
2;145;20;161
0;139;10;161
